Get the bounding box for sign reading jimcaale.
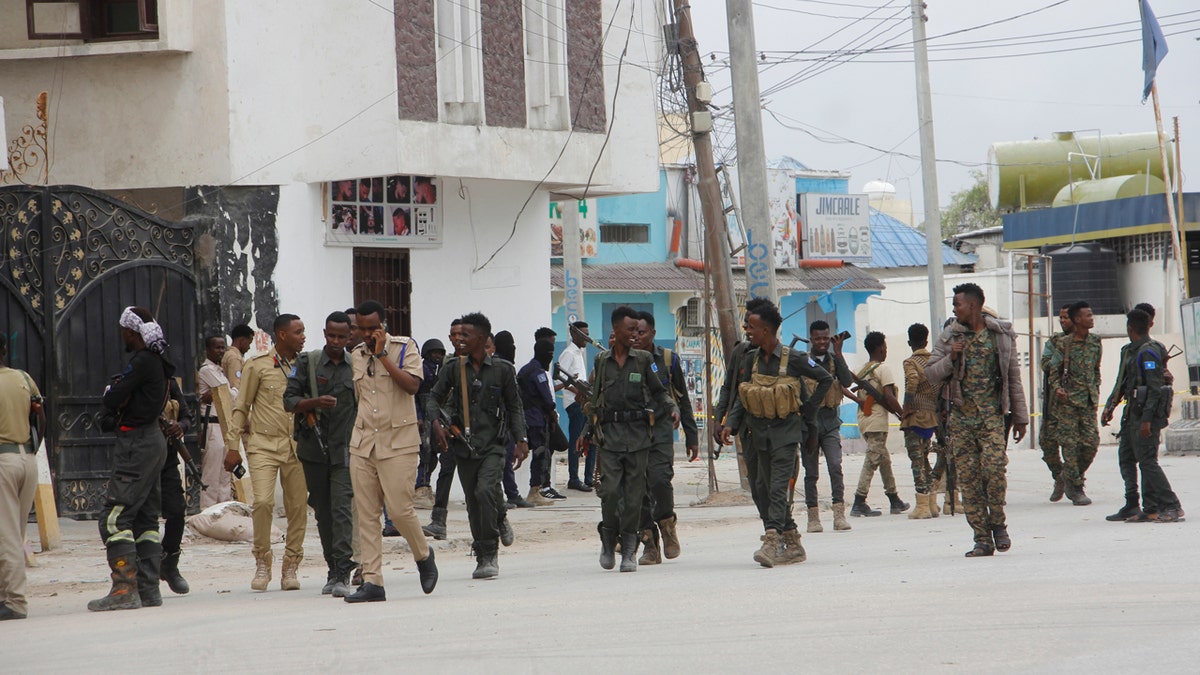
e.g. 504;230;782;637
800;193;871;263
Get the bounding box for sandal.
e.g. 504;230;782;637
992;526;1012;552
964;542;994;557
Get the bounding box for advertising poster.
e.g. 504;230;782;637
550;199;598;258
729;169;799;268
325;175;442;248
799;193;871;263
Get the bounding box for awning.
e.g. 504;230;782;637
1003;193;1200;249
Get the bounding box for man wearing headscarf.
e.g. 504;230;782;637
89;307;173;611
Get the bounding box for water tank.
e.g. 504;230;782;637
988;131;1171;211
1046;243;1123;315
1051;174;1165;207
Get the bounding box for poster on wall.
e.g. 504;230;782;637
729;168;799;268
677;336;707;428
325;175;442;248
799;192;871;263
550;199;599;258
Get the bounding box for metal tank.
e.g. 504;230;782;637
1045;243;1123;316
1051;174;1166;208
988;131;1172;211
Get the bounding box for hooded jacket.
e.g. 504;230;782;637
924;316;1028;426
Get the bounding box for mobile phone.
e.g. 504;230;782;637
232;462;246;479
836;330;851;341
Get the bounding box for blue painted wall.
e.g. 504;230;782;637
796;176;849;195
591;170;669;264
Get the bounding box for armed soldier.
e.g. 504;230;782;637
1039;304;1073;501
429;312;528;579
800;321;855;532
633;310;698;565
1048;301;1101;506
284;311;359;597
197;336;235;507
583;306;678;573
156;378;195;598
1101;308;1183;523
424;319;465;540
926;284;1028;558
720;298;832;568
849;332;908;517
901;323;941;520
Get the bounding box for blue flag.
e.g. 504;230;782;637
1141;0;1168;102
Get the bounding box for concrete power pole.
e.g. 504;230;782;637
911;0;946;329
725;0;778;303
675;0;739;359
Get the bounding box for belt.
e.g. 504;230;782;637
204;416;221;423
0;442;34;455
600;409;650;423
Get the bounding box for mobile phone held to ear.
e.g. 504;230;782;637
836;330;851;341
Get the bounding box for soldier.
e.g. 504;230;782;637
849;332;908;517
424;319;465;540
156;378;193;598
583;306;678;573
224;323;254;389
901;323;941;520
197;336;235;508
89;307;172;611
720;298;832;568
413;338;446;509
284;311;359;597
428;312;528;579
633;311;698;565
712;338;751;493
1039;304;1072;501
926;284;1028;558
0;336;43;620
1101;309;1183;523
1048;301;1101;506
344;301;438;601
518;340;559;507
226;314;308;591
800;321;855;533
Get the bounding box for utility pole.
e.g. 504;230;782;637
675;0;739;359
725;0;777;303
911;0;946;329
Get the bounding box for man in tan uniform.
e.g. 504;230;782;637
198;335;235;508
223;323;254;390
344;300;438;602
226;315;308;591
0;336;42;620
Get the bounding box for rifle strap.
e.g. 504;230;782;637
459;357;471;435
1060;335;1073;382
307;348;322;416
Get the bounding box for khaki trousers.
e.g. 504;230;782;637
247;441;307;559
352;449;428;587
0;452;37;615
856;431;897;497
199;421;233;509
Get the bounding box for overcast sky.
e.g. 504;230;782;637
689;0;1200;222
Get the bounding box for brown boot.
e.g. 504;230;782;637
658;514;681;559
780;529;807;564
807;506;824;533
637;527;661;565
928;492;940;518
87;550;142;612
753;529;782;568
281;554;301;591
413;486;435;510
251;550;272;591
832;502;851;531
526;487;555;507
908;492;934;520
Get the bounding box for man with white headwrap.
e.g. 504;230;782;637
89;306;174;611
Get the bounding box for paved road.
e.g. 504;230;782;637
5;445;1199;673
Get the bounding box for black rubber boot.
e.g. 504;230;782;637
423;507;447;540
416;548;438;594
598;523;617;570
135;541;163;607
887;493;910;514
161;550;189;595
850;494;881;517
87;548;142;612
619;532;640;572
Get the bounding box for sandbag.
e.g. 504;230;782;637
186;501;283;543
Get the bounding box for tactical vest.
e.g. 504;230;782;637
738;347;803;420
906;352;939;412
802;355;843;409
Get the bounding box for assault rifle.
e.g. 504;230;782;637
301;410;329;457
552;364;592;407
160;417;208;491
851;362;903;418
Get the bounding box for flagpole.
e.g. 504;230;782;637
1150;81;1186;300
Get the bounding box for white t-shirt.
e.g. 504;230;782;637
557;342;587;407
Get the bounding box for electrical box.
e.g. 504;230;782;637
694;81;713;104
691;111;712;133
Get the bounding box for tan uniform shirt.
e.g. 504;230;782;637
227;348;295;454
221;347;244;390
857;361;894;434
0;367;39;445
350;335;422;459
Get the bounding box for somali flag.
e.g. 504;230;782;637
1141;0;1168;102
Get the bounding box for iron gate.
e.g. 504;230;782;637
0;185;200;518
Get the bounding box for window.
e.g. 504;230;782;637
436;0;483;125
600;223;650;244
524;0;568;130
26;0;158;41
353;249;412;338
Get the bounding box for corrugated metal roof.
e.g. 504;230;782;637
550;263;883;292
861;209;978;269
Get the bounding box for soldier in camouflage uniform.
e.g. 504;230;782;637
1046;301;1101;506
926;284;1028;558
900;323;940;519
1039;304;1072;501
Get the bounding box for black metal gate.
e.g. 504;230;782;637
0;185;199;518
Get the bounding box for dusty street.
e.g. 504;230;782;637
5;444;1199;673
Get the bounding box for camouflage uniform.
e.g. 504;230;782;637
901;348;939;494
1046;333;1101;490
1038;335;1067;483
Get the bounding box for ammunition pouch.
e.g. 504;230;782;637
738;348;801;420
600;409;651;423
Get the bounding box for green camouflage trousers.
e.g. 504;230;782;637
1057;404;1099;488
903;429;935;494
949;412;1008;545
1039;405;1064;479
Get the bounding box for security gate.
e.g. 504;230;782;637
0;185;199;518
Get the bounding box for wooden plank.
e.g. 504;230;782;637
33;438;60;550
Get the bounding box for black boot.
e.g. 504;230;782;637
598;523;617;570
1049;474;1065;502
619;532;640;572
1106;494;1143;522
423;507;447;540
887;493;910;514
850;494;881;517
416;548;438;594
161;550;190;595
135;541;163;607
87;547;142;612
472;542;499;579
1069;483;1092;506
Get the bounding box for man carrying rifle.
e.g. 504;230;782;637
558;321;595;492
1048;301;1101;506
157;378;195;598
800;321;855;532
901;323;941;520
197;335;235;508
849;332;908;517
284;311;359;597
1039;304;1073;502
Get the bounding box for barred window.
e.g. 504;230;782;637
600;223;650;244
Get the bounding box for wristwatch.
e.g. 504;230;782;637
374;350;388;359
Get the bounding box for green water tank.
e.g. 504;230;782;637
1050;174;1166;207
987;131;1172;211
